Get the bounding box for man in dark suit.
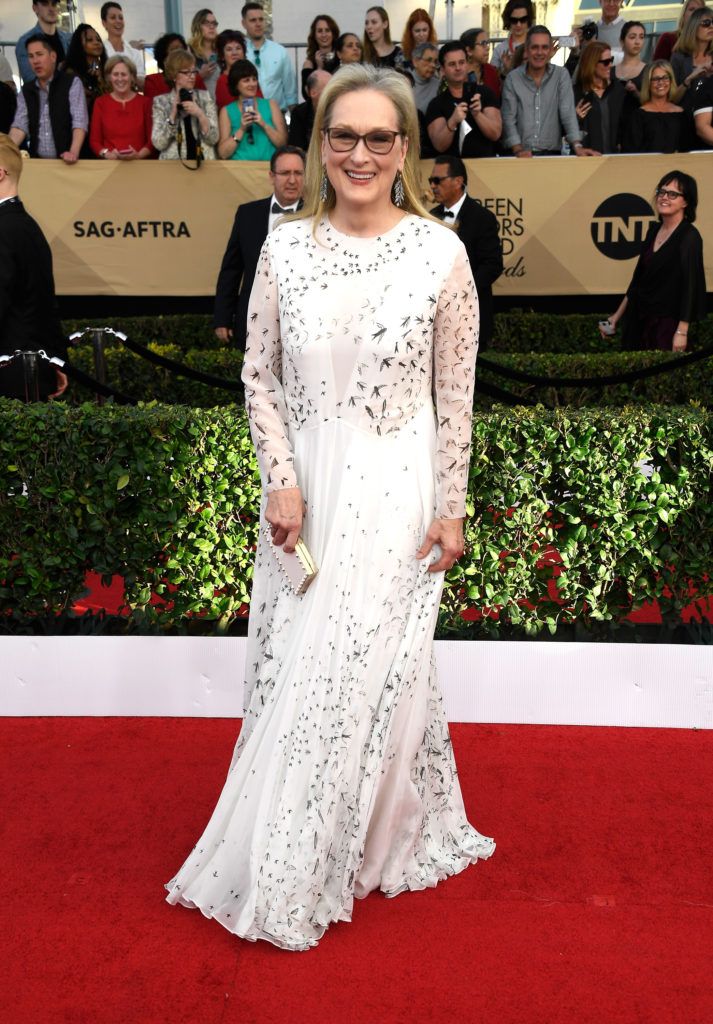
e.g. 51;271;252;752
287;70;330;151
213;145;306;348
0;133;67;400
429;155;503;348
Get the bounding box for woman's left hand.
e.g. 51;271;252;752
181;98;202;118
416;518;465;573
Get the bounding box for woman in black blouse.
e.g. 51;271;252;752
574;41;627;152
623;61;686;152
362;7;404;68
601;171;706;350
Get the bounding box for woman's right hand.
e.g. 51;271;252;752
266;487;304;553
575;99;591;120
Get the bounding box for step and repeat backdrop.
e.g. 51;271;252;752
19;153;713;297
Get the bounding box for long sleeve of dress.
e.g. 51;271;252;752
432;242;479;519
677;226;707;323
240;241;298;493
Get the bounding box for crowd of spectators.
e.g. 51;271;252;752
2;0;712;159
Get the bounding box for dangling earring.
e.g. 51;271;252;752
320;167;329;202
392;170;404;207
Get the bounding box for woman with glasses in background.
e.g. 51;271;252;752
217;58;287;160
623;61;685;152
144;32;208;99
151;49;218;160
460;27;501;98
189;8;221;98
600;171;706;350
654;0;705;61
491;0;533;78
574;42;627;152
165;63;494;952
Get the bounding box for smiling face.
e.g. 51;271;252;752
649;66;672;99
237;73;259;98
656;178;687;218
315;20;334;49
623;25;645;57
321;89;407;215
525;32;552;72
109;59;133;94
83;28;104;59
338;34;362;62
364;10;387;44
102;6;125;36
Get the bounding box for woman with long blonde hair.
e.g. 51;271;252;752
188;8;220;97
165;63;495;952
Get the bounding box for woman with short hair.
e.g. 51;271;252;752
217;59;287;160
601;170;706;350
151;49;219;161
165;62;495;952
491;0;534;77
89;55;152;159
100;2;145;89
144;33;207;100
214;29;252;110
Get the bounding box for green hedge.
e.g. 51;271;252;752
65;344;713;409
1;402;710;637
63;312;713;355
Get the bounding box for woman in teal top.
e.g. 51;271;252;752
217;59;287;160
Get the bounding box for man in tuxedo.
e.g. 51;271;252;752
0;133;67;400
213;145;305;347
287;70;330;151
429;155;503;348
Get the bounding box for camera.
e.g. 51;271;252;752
582;21;598;42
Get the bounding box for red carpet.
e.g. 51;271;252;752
3;718;713;1024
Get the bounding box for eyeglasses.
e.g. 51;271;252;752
510;16;530;24
203;19;219;27
598;57;615;66
650;74;671;83
655;187;684;200
417;56;438;63
428;174;454;185
699;17;713;27
325;128;401;153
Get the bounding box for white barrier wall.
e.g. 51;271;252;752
2;637;712;728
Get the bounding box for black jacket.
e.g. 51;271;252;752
623;219;707;346
431;195;503;347
0;197;67;398
213;196;271;350
573;79;627;153
287;100;314;151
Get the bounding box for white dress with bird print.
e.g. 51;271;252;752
165;213;495;950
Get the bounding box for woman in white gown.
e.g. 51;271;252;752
165;64;495;951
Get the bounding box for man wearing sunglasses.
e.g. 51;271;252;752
429;156;503;348
15;1;72;85
213;145;305;349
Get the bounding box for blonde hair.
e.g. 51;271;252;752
640;60;677;102
0;133;23;183
104;54;138;89
189;9;216;58
299;63;432;229
677;0;705;34
674;5;713;54
164;48;196;82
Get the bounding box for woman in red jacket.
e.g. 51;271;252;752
90;55;153;159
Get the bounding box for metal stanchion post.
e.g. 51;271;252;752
90;328;107;406
21;351;40;403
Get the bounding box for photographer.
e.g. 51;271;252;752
425;41;501;158
217;59;287;161
151;49;219;161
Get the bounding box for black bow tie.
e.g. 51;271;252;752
443;210;455;219
272;202;292;214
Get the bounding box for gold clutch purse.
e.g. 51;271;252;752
264;527;318;595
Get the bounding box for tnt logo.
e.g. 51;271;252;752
591;193;657;260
